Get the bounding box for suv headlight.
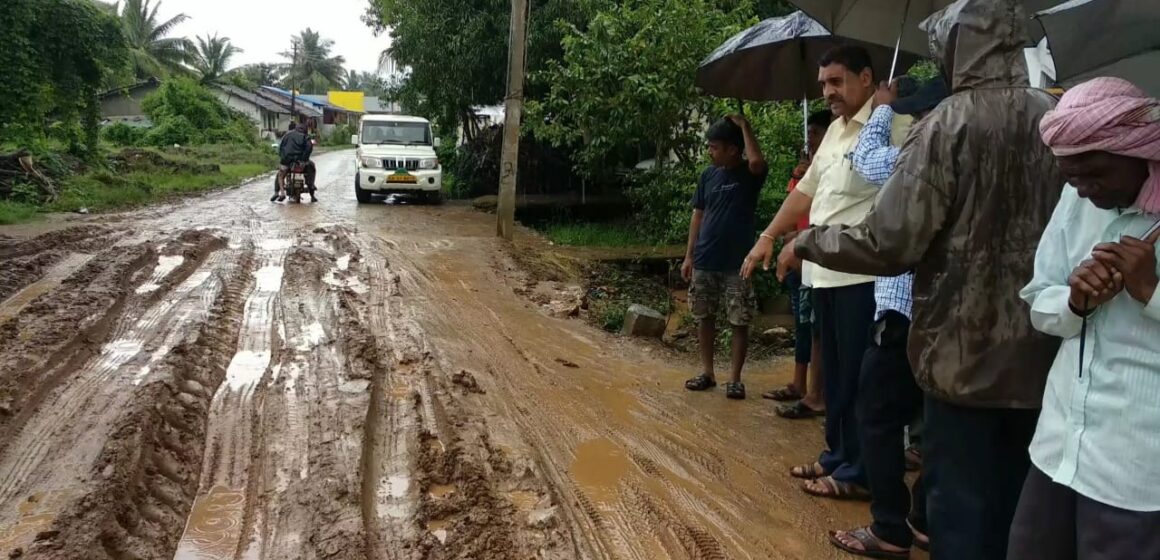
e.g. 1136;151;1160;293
419;158;439;170
361;156;382;168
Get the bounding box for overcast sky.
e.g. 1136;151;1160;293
158;0;391;74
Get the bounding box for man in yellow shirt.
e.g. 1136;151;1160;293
743;45;911;500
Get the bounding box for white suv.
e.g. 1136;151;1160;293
353;115;442;204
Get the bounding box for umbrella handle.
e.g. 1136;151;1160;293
888;0;913;80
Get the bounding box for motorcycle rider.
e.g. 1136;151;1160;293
273;121;317;202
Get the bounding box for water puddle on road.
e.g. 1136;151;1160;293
428;484;457;500
0;253;93;324
426;518;451;544
173;486;246;560
0;490;70;552
570;438;632;507
135;255;185;294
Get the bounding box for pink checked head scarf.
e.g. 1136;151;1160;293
1040;77;1160;212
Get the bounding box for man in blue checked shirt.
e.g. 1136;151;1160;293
827;77;948;559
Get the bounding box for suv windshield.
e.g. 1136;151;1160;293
361;121;431;145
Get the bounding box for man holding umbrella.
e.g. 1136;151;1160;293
744;44;913;501
765;0;1065;558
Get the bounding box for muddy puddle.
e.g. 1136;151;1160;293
0;152;897;560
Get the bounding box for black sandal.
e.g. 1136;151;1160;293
725;381;746;400
776;400;825;419
685;374;717;391
828;527;910;559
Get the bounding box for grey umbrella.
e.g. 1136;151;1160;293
1034;0;1160;97
696;11;922;101
789;0;1066;76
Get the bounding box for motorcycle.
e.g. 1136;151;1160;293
282;160;308;203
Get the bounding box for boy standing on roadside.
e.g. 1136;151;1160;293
682;115;768;400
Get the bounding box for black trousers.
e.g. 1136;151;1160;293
924;396;1038;560
858;311;925;547
814;283;875;485
1007;466;1160;560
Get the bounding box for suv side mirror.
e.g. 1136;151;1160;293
350;134;359;146
433;137;442;148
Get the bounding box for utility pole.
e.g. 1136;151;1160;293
496;0;529;240
289;43;298;123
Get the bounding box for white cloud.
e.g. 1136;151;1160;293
157;0;391;74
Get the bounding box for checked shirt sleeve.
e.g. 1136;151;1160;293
852;105;900;186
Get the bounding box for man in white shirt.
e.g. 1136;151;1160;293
1012;76;1160;559
743;45;911;501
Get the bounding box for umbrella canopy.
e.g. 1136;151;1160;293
1034;0;1160;97
789;0;1065;57
696;11;922;101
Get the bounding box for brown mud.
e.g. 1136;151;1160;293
0;152;917;559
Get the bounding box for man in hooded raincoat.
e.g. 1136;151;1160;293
780;0;1065;557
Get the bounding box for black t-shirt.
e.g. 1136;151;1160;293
690;164;767;272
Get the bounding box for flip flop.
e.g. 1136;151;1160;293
776;400;825;419
725;381;746;400
828;527;910;559
908;519;930;551
761;384;803;401
790;462;828;480
803;476;872;501
684;374;717;391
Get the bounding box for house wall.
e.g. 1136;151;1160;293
99;84;160;118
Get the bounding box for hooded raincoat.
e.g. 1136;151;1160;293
794;0;1064;408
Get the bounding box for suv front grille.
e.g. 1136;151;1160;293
382;158;420;171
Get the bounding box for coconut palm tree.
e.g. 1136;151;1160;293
281;29;346;94
191;34;243;85
235;63;283;89
114;0;195;79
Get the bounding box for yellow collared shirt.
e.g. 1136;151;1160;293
797;97;912;289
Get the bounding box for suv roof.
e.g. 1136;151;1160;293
362;114;430;124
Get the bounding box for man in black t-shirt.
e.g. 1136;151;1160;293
681;115;768;400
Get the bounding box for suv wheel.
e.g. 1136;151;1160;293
355;173;372;204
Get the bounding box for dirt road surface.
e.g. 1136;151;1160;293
0;151;899;559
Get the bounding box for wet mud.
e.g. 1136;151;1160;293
0;152;897;559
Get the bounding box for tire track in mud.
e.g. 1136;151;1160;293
171;229;293;560
0;230;254;559
352;237;575;560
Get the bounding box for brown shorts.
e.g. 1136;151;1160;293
689;269;756;327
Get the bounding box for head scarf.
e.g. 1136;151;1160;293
1040;77;1160;212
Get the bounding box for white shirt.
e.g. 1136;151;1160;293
1020;185;1160;512
796;98;912;289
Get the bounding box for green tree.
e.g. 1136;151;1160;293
234;63;282;89
529;0;753;177
343;70;390;97
190;33;242;85
281;29;346;94
3;0;127;156
141;78;256;145
114;0;195;79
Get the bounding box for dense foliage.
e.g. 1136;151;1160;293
129;79;257;146
3;0;128;156
528;0;754;180
280;29;348;94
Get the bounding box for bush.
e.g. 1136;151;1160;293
143;115;198;147
325;124;357;146
101;123;148;146
139;78;258;147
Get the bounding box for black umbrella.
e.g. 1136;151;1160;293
696;11;922;102
1033;0;1160;97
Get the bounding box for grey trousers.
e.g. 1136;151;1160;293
1007;466;1160;560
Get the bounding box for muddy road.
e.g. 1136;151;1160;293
0;151;881;559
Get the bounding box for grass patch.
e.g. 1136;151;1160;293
0;201;40;225
545;222;645;247
47;163;269;214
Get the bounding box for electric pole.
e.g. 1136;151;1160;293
496;0;529;240
289;43;298;123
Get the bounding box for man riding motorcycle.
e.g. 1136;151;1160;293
273;122;318;202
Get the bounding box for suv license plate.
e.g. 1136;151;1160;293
387;172;417;184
